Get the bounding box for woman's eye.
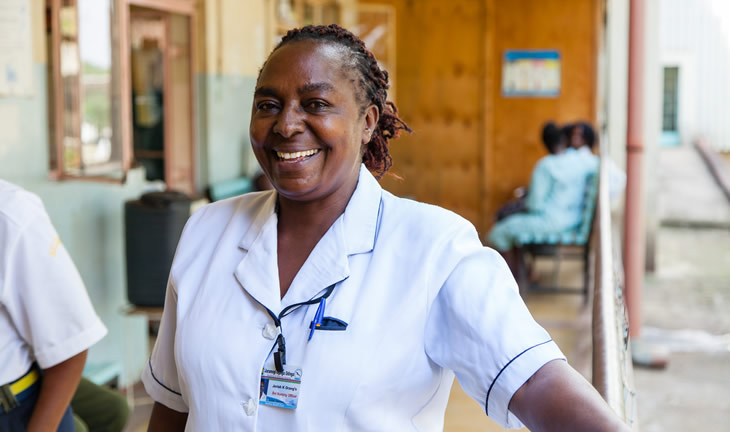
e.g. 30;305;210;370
306;100;328;110
257;101;278;111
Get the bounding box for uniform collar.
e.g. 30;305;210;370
234;165;382;313
341;164;383;256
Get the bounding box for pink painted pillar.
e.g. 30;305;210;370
624;0;646;339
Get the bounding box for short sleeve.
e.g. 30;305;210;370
2;210;107;368
526;158;552;213
424;224;564;429
141;275;188;413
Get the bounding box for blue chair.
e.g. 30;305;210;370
516;172;598;302
206;177;255;202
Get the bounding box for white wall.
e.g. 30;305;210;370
605;0;629;171
660;0;730;151
604;0;662;270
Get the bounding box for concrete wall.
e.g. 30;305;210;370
604;0;628;172
603;0;662;271
0;0;148;385
195;0;268;188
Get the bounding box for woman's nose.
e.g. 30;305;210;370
273;105;305;138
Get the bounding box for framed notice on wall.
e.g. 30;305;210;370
502;50;561;98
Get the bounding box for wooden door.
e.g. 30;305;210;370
378;0;488;233
483;0;601;230
123;1;197;196
367;0;600;236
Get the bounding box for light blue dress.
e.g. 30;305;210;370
487;148;598;251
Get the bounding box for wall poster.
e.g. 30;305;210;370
502;50;561;98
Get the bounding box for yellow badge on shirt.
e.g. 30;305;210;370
49;236;61;257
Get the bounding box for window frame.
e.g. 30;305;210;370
46;0;198;194
47;0;130;183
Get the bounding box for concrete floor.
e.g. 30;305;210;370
657;145;730;225
631;145;730;432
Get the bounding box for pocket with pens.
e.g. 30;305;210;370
308;297;348;341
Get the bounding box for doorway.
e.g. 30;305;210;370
124;2;196;196
660;66;680;147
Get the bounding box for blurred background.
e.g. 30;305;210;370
1;0;728;430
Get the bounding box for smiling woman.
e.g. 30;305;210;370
142;24;629;432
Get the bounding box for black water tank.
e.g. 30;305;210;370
125;191;191;307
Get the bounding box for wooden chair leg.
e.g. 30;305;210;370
583;246;590;305
551;250;562;289
516;248;529;301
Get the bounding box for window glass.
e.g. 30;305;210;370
662;66;679;132
50;0;123;179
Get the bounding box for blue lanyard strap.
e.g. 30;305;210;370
266;283;337;372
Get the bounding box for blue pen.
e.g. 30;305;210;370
308;297;326;341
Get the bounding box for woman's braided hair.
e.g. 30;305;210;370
267;24;411;178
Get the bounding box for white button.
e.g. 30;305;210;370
243;398;256;416
262;323;278;340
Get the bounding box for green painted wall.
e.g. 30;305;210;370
197;74;260;188
0;65;149;385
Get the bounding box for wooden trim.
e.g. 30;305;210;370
162;13;172;187
482;0;497;236
478;0;489;236
49;0;64;177
118;0;134;173
591;0;600;124
356;3;397;101
57;174;127;184
134;149;165;159
189;12;198;194
125;0;195;15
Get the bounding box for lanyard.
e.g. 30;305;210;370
260;191;383;372
265;283;337;373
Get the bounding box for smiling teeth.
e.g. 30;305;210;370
276;149;319;160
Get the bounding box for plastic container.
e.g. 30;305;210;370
124;191;191;307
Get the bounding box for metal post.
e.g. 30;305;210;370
624;0;645;339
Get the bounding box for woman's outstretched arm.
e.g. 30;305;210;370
509;359;631;432
148;402;188;432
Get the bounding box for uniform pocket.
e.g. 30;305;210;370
316;317;348;331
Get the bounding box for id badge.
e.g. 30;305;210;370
259;362;302;410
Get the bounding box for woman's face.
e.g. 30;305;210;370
250;40;376;204
570;126;584;149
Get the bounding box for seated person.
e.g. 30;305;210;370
71;377;129;432
0;180;108;431
487;122;598;275
568;120;626;202
495;122;567;221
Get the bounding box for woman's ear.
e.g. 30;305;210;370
362;104;379;144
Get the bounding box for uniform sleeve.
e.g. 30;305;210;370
424;224;565;429
141;205;211;413
526;158;555;213
141;275;188;413
2;211;107;368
